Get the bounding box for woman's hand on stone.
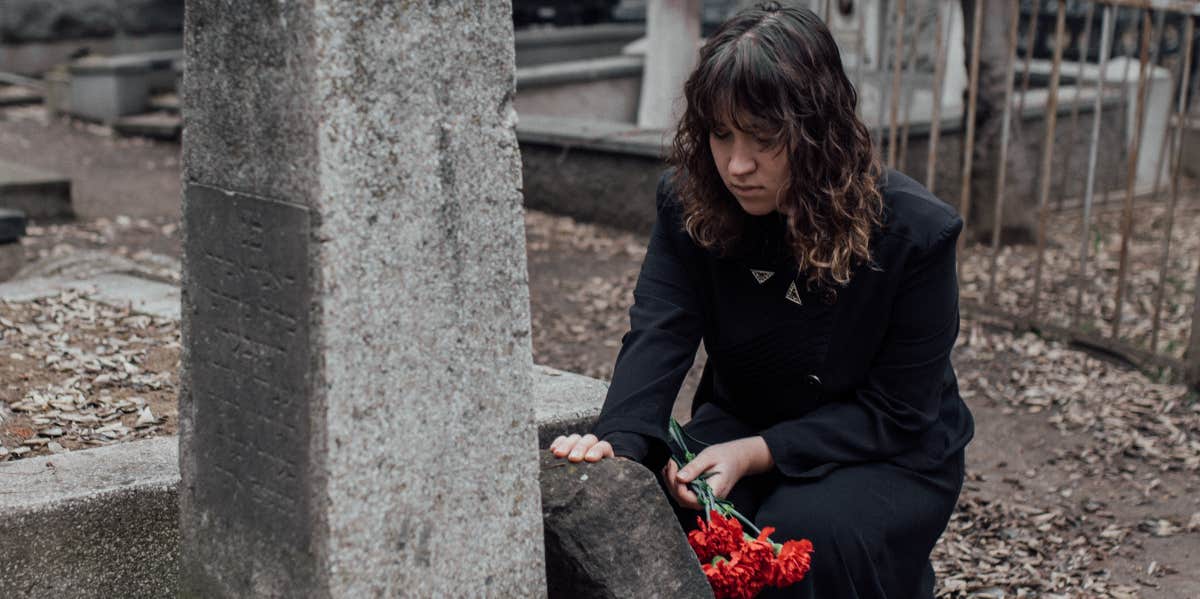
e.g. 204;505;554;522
549;433;614;463
662;436;773;511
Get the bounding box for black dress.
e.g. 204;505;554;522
590;168;974;598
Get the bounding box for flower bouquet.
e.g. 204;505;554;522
668;418;813;599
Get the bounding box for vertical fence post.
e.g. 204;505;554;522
1112;10;1154;340
926;0;950;193
957;0;986;272
1055;1;1097;210
1073;3;1116;330
986;0;1024;303
1150;15;1195;352
1030;0;1069;317
887;0;908;168
855;0;867;120
1017;0;1043;117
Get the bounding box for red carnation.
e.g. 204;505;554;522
687;510;745;563
770;538;814;587
703;553;759;599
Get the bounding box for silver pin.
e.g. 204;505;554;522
785;281;803;305
750;269;775;284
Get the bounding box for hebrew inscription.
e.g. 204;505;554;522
184;183;311;547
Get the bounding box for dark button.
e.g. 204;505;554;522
805;374;821;387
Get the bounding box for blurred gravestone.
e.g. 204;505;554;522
179;1;546;597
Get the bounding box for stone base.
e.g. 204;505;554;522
0;438;180;599
114;111;182;140
0;160;72;221
0;243;21;282
67;61;149;122
0;33;181;77
0;362;612;598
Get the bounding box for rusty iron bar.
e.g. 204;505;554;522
887;0;908;168
1074;3;1119;329
1030;0;1070;317
1097;0;1200;14
1108;10;1137;194
1146;14;1186;206
1150;15;1195;352
875;2;892;158
1054;0;1097;211
956;0;986;271
896;3;923;171
1189;250;1200;385
925;0;950;193
986;0;1026;303
1017;0;1044;117
854;0;867;120
1111;10;1154;340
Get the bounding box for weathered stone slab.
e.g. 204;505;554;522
182;1;546;597
533;364;609;447
0;0;183;43
0;160;72;220
0;272;180;319
114;111;182;140
0;438;179;599
180;183;317;597
0;358;636;599
540;452;714;599
67;56;149;122
515;23;646;68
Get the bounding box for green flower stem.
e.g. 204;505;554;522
668;418;763;537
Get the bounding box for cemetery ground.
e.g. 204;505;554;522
0;104;1198;597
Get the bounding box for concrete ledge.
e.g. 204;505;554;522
114;112;182;141
0;273;181;319
0;160;72;221
0;364;608;597
0;438;180;599
514;23;645;68
517;114;665;159
532;364;608;447
0;33;181;77
518;55;643;90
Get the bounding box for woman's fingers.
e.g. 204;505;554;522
549;434;580;458
549;433;613;462
582;440;614;462
663;459;702;511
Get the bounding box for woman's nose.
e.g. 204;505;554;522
728;149;756;177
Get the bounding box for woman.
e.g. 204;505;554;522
550;3;973;597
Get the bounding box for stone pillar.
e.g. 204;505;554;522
179;2;546;597
637;0;702;129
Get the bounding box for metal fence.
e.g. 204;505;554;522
855;0;1200;386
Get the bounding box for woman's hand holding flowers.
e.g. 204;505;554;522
662;436;774;511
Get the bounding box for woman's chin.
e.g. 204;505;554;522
736;199;777;216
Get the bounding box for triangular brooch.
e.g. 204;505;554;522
785;281;803;305
750;269;774;284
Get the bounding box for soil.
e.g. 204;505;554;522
1;104;1198;597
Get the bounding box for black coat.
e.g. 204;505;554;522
592;169;974;478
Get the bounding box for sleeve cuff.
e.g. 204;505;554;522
600;431;650;462
597;430;671;472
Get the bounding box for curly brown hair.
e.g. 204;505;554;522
669;2;884;289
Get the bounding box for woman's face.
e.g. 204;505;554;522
708;114;789;216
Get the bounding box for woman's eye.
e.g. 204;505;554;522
711;130;730;140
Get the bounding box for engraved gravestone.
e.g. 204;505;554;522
179;2;547;597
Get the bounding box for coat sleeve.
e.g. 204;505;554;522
759;216;962;477
590;174;704;469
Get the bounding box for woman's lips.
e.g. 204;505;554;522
730;183;763;194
